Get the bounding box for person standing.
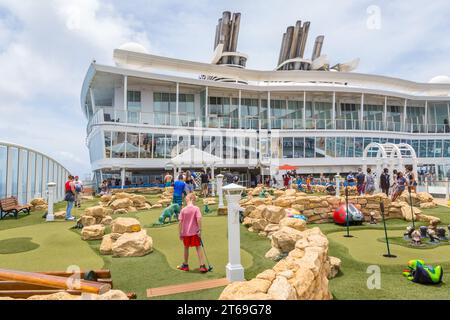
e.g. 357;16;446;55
184;171;196;194
164;172;173;188
283;174;291;189
173;175;186;208
392;171;408;202
64;175;76;221
74;176;83;208
364;168;375;195
177;193;208;273
379;168;390;195
200;170;209;197
356;168;365;195
405;166;417;193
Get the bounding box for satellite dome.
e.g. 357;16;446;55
118;42;148;54
428;75;450;84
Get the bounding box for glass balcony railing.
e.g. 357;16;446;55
87;108;449;135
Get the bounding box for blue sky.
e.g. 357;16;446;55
0;0;449;177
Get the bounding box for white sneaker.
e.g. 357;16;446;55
66;217;75;221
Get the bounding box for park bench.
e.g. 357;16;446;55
0;197;31;220
0;269;114;299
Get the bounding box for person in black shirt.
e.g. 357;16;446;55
379;168;390;195
200;170;209;197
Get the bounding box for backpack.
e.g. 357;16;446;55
75;184;82;192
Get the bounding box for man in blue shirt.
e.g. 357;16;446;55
173;175;186;207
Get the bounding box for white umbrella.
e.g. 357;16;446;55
107;142;140;153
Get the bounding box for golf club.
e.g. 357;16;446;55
200;238;213;272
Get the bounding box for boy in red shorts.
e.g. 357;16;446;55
178;193;208;273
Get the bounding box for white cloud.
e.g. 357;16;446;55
0;0;151;175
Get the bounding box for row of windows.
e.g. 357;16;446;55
0;144;69;204
95;131;450;161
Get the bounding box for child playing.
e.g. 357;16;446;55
178;193;208;273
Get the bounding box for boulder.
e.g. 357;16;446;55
328;256;341;279
54;211;66;220
420;202;437;209
265;247;281;260
84;206;106;217
263;206;286;224
100;234;114;255
219;279;272;300
267;276;297;300
284;189;297;197
100;195;112;203
78;215;96;227
256;269;276;282
252;219;269;232
110;198;133;210
81;225;105;241
112;230;153;257
151;204;163;209
113;209;128;215
131;195;147;207
30;198;46;206
242;217;257;227
279;217;306;232
101;216;113;226
271;227;304;253
111;217;141;234
264;224;280;234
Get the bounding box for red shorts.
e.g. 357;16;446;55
182;235;201;247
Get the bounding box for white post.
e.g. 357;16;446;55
121;168;126;189
335;174;341;198
217;174;224;208
210;166;215;196
223;183;245;282
46;182;56;222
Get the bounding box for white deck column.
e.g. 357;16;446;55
267;91;271;130
123;75;128;123
332;91;336;129
360;93;364;130
46;182;56;222
176;82;179;126
384;96;387;130
403;98;407;132
303;91;306;129
238;90;242;129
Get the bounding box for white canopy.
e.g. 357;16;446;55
169;146;223;167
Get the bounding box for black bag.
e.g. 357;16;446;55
64;191;75;202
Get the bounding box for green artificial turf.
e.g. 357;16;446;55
0;237;40;254
380;236;450;249
0;193;448;300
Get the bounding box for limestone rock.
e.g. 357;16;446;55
279;217;306;232
420;202;437;209
328;256;341;279
265;247;281;260
54;211;66;220
252;219;269;232
84;206;106;217
110;198;133;210
271;227;304;253
263;205;286;224
101;216;113;226
111;217;141;234
219;279;272;300
256;269;276;282
100;234;114;255
112;230;153;257
81;225;105;241
78;215;96;227
268;276;297;300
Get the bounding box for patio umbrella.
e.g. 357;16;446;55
277;165;299;171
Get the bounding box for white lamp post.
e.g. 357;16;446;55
335;174;341;198
216;174;224;208
46;182;56;222
223;183;245;282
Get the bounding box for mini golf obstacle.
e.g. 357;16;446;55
147;278;230;298
0;268;113;298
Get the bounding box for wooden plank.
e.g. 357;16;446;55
147;278;229;298
0;269;110;294
0;281;61;291
0;290;82;299
38;270;111;279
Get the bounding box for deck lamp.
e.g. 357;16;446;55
223;183;246;282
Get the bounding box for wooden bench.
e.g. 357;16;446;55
0;197;31;220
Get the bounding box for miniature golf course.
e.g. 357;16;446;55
0;193;449;300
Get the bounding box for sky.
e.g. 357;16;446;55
0;0;449;177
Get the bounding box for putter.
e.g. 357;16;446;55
200;238;213;272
